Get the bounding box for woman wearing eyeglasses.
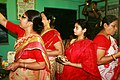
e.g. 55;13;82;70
0;10;50;80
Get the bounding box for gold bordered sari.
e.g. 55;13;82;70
9;34;51;80
41;29;62;80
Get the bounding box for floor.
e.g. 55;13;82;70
1;76;8;80
0;69;9;80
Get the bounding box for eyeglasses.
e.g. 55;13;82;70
21;15;31;21
21;15;27;18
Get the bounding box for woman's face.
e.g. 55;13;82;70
104;20;118;35
19;14;29;29
74;23;85;36
41;13;49;27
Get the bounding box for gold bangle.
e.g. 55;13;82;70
111;54;117;61
24;63;26;68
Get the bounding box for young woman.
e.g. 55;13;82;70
0;10;50;80
93;15;120;80
60;19;101;80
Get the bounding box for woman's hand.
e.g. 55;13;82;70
56;55;68;63
115;52;120;58
62;61;71;65
62;61;82;68
46;49;52;51
6;62;20;71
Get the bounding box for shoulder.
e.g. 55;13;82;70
93;35;108;45
84;38;94;46
45;29;58;33
94;35;106;41
49;29;61;36
50;29;59;33
41;29;58;36
70;39;76;44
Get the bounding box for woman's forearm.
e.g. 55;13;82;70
97;55;116;65
19;62;46;70
0;13;7;27
47;49;62;56
69;62;82;68
97;52;120;65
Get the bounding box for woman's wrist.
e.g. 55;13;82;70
111;54;117;61
24;63;27;68
19;62;25;68
114;52;120;59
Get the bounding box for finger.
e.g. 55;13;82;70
6;66;12;70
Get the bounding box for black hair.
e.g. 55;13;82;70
96;15;118;33
25;10;44;34
49;15;56;28
75;19;92;39
41;11;56;28
101;15;118;28
93;15;118;39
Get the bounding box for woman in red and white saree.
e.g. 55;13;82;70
0;10;51;80
93;15;120;80
60;19;101;80
94;35;120;80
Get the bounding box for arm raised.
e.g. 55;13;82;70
0;13;7;28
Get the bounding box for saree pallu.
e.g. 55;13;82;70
41;29;62;50
60;38;101;80
49;57;57;80
41;29;62;80
97;36;120;80
9;34;51;80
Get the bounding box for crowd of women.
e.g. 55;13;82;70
0;9;120;80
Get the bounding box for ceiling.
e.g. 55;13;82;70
70;0;105;2
67;0;106;4
69;0;118;5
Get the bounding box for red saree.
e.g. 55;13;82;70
9;34;51;80
6;21;51;80
41;29;62;50
41;29;62;80
60;38;101;80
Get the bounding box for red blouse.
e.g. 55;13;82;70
93;35;111;55
6;21;45;62
41;29;62;50
6;21;25;38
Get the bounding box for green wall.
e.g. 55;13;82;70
0;0;80;60
0;0;117;60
